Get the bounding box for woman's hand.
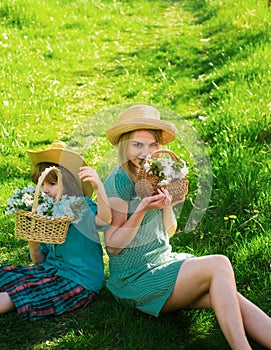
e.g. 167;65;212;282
156;179;189;207
138;189;171;211
157;188;172;206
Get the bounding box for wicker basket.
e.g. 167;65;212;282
135;149;188;201
15;166;72;244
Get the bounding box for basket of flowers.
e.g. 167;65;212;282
6;166;87;244
135;149;189;201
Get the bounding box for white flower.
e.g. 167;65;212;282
6;185;87;224
7;197;14;206
181;166;189;177
142;154;188;184
143;163;151;172
22;193;34;207
157;179;169;187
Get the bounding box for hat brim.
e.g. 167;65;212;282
107;119;177;146
27;148;93;198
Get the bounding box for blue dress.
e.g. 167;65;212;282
104;167;193;317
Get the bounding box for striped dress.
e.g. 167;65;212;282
104;167;193;317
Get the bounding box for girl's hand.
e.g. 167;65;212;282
79;166;100;189
29;241;45;263
28;241;41;250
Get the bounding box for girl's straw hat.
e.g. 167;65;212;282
107;104;178;146
27;141;93;198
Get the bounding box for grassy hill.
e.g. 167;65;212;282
0;0;270;349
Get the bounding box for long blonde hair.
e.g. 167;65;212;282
118;129;162;182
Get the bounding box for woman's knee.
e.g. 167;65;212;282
211;254;234;276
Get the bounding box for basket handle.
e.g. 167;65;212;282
150;149;180;162
32;166;63;213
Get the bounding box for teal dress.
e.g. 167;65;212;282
104;166;193;317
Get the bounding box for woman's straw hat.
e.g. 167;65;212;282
107;104;177;146
27;141;93;198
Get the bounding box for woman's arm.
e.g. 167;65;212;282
29;241;46;263
162;205;177;238
160;181;189;237
157;187;177;238
105;193;166;255
104;197;145;255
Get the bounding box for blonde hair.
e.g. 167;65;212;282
31;162;83;196
118;129;162;182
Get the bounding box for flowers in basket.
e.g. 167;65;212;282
142;155;188;187
6;184;87;224
135;149;189;201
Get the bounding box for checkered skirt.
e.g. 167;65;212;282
0;264;96;321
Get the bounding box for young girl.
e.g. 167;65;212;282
0;141;111;321
104;105;271;350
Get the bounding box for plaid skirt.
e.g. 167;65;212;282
0;264;96;321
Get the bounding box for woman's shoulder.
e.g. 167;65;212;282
105;166;132;186
104;166;134;200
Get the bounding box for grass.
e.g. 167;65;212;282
0;0;270;349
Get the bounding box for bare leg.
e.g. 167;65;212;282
182;292;271;348
161;255;259;350
238;294;271;349
0;292;15;313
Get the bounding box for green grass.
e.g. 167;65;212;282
0;0;270;349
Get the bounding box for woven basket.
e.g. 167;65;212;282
135;149;188;201
15;166;72;244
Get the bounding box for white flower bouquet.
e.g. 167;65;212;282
6;185;87;224
6;167;87;244
135;149;189;201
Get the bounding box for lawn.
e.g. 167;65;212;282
0;0;270;349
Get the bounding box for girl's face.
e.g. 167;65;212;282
42;180;58;198
128;130;159;168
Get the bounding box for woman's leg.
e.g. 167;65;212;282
161;255;254;350
182;292;271;348
0;292;15;313
238;293;271;349
173;290;271;349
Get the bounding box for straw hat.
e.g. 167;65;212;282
107;104;177;146
27;141;93;198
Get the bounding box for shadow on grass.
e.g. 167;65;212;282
1;286;268;350
0;288;214;350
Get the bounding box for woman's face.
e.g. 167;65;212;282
128;130;159;168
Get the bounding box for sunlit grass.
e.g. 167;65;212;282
0;0;270;349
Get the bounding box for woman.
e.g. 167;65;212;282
104;104;271;350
